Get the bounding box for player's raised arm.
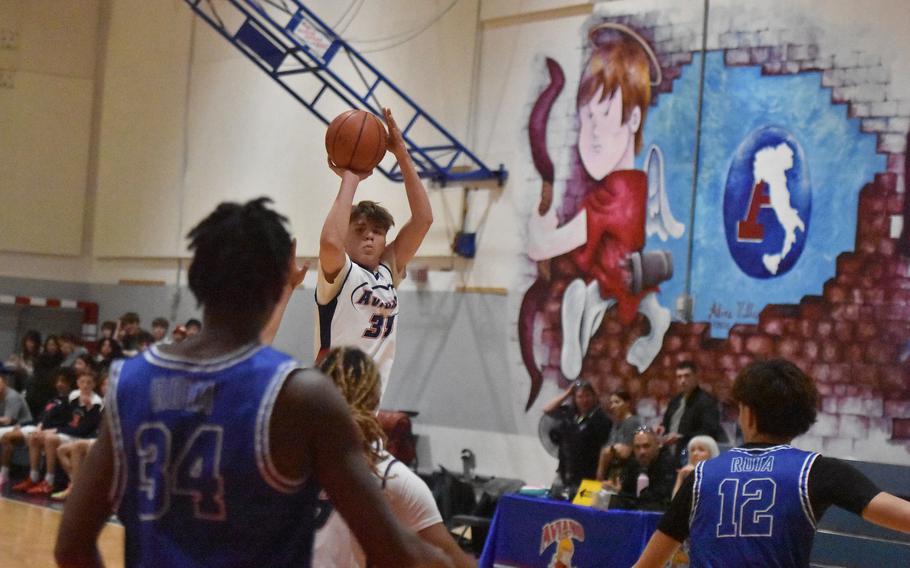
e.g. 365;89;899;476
321;160;371;282
383;107;433;273
260;239;309;345
54;419;115;568
272;369;453;568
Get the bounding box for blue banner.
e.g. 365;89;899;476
480;495;661;568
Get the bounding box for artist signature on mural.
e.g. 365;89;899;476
709;301;759;330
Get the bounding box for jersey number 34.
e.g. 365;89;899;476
136;422;226;521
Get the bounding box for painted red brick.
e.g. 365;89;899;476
778;337;802;359
874;172;897;191
892;418;910;440
746;335;775;356
834;321;854;341
821;343;841;363
804;340;820;360
800;297;826;319
852;363;879;385
829;364;850;384
811;363;831;383
845;344;865;363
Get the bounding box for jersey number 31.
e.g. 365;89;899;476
363;314;395;339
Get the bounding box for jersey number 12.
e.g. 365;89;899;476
716;477;777;537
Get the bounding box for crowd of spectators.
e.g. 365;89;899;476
4;314;726;520
0;312;201;500
546;360;728;513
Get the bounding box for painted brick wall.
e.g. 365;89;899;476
528;1;910;462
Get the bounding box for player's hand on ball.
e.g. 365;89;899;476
327;156;372;182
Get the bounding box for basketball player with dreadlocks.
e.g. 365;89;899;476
55;198;452;568
313;347;476;568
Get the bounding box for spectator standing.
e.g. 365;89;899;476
543;380;613;497
660;361;725;463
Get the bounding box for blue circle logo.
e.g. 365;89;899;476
723;127;811;279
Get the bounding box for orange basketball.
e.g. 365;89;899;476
325;110;388;172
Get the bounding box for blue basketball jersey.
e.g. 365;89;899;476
107;344;320;568
689;445;819;568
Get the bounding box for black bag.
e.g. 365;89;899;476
424;466;476;524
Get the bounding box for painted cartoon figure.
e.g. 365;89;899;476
551;538;575;568
520;23;684;408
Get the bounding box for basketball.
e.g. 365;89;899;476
325;109;388;172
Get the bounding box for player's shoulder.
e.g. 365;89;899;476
274;368;337;412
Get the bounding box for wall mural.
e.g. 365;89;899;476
518;3;910;464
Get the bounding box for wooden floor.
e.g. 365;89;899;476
0;497;124;567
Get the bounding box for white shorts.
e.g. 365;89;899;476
0;425;38;439
55;433;76;444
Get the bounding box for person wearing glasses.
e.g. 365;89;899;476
542;380;612;498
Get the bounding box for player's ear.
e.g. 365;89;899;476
628;106;642;134
738;403;756;433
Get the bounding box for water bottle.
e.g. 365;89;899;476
636;472;650;497
593;488;614;510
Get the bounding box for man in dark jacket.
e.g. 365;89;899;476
614;428;677;511
660;361;726;463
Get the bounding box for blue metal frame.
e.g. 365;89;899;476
182;0;507;186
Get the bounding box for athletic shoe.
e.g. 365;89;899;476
51;485;71;501
12;478;38;492
26;480;53;496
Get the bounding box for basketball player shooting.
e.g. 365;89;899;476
316;107;433;395
54;198;452;568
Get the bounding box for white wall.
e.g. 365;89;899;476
0;0;98;256
1;0;484;283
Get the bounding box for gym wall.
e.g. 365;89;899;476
1;0;909;484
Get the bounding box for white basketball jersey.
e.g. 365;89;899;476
315;254;399;395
